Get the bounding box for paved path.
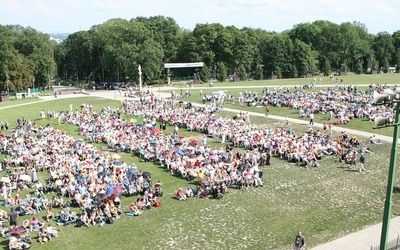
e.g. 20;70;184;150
10;87;400;249
312;217;400;250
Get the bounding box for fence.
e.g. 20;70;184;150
9;87;44;97
371;236;400;250
171;76;196;82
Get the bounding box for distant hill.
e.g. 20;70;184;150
49;33;70;43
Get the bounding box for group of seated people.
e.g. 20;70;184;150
2;215;59;249
176;182;227;201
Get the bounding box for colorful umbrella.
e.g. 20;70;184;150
196;155;205;161
209;154;219;160
19;175;31;182
0;177;10;183
10;227;25;235
151;128;161;134
112;154;121;160
94;192;108;202
107;186;123;195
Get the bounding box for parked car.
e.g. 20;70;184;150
119;82;131;89
106;82;119;90
95;82;107;90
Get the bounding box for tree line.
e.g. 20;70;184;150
1;16;400;91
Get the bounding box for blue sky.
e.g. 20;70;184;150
0;0;398;35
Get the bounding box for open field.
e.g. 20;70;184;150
0;85;399;249
172;73;400;88
162;73;400;138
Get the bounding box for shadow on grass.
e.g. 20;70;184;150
336;164;349;169
393;187;400;193
344;168;359;172
0;238;8;250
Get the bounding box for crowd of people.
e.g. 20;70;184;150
0;116;163;248
62;96;377;199
0;82;388;248
210;83;398;125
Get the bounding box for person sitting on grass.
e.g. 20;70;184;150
22;219;30;232
94;208;106;225
78;211;90;227
361;144;373;154
196;186;208;198
56;195;66;209
20;203;36;216
32;198;43;213
7;195;16;207
38;227;50;244
30;216;44;231
88;209;97;226
127;203;140;216
0;222;9;238
176;188;187;201
46;207;56;222
369;135;382;145
58;211;76;225
9;234;26;249
185;187;194;198
45;223;58;238
0;209;8;221
109;204;120;220
135;198;145;210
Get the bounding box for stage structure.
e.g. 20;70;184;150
164;62;204;84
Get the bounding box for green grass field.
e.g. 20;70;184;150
0;74;399;250
165;73;400;138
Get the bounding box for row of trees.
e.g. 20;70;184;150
1;16;400;91
0;25;56;91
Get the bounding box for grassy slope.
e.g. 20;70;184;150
166;73;400;138
0;74;398;249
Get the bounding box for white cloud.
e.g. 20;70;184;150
0;0;398;34
89;0;125;10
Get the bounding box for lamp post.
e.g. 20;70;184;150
48;73;50;90
5;72;9;95
379;103;400;250
167;68;171;85
138;64;142;95
374;90;400;250
32;78;35;97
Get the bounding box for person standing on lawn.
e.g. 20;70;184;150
359;153;366;172
8;207;19;229
293;231;306;250
309;113;314;125
265;105;269;117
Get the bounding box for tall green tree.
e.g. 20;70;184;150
10;25;56;87
292;39;318;76
216;62;227;82
254;63;264;80
392;30;400;70
238;64;247;81
259;33;294;78
373;32;395;72
134;16;182;63
138;39;164;82
0;25;15;90
199;64;209;82
61;31;94;83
